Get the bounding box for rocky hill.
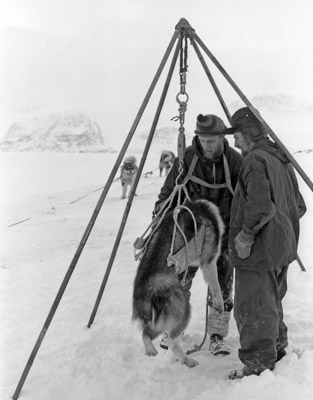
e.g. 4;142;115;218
128;126;193;154
228;93;313;114
0;112;116;153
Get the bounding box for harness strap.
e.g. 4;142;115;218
184;154;234;195
167;223;206;275
223;154;235;195
133;152;234;260
181;153;198;185
134;182;190;260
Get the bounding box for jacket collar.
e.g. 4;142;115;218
249;138;289;163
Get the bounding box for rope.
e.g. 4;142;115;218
134;33;209;350
167;204;200;285
133;180;189;261
134;154;189;261
186;285;210;355
135;32;191;261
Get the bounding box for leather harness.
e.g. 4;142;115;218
181;153;234;195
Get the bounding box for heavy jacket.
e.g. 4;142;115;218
155;137;243;230
229;138;306;271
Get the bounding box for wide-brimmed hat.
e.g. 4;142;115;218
223;107;263;135
194;114;226;136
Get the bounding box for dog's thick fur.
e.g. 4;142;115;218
120;155;139;199
159;150;175;177
132;199;224;367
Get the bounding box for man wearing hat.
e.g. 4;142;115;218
153;113;243;355
224;107;306;378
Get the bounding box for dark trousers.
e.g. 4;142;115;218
234;265;289;372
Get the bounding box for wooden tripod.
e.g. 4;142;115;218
12;17;312;400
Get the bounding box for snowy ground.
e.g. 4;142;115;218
0;148;312;400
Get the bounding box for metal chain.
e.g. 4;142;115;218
171;33;189;162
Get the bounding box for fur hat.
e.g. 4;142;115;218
194;114;226;136
223;107;268;141
123;155;137;165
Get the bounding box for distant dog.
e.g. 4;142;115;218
132;199;224;367
159;150;175;177
120;155;139;199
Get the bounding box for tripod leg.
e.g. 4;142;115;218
190;37;231;124
11;27;181;400
193;32;313;193
87;36;181;328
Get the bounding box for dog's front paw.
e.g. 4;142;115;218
214;304;224;316
145;348;158;357
144;340;158;357
183;356;199;368
213;294;224;316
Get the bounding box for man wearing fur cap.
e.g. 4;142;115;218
153;113;243;355
224;107;306;379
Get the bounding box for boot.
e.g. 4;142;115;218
276;348;286;362
208;309;231;356
209;334;231;356
229;366;261;380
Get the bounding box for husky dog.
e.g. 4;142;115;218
159;150;175;177
120;155;139;199
132;199;224;367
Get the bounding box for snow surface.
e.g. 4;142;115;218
0;145;313;400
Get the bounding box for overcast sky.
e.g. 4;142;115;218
0;0;312;142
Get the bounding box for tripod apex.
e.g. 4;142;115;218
175;18;195;33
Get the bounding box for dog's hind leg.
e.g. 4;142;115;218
168;337;199;367
168;321;199;367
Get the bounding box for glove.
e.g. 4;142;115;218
234;230;255;259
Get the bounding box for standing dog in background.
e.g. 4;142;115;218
132;199;224;367
159;150;175;177
120;155;139;199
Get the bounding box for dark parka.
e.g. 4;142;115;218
155;136;243;231
229;139;306;271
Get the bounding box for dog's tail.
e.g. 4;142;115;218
132;274;190;334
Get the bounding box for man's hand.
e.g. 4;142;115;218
234;230;255;259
